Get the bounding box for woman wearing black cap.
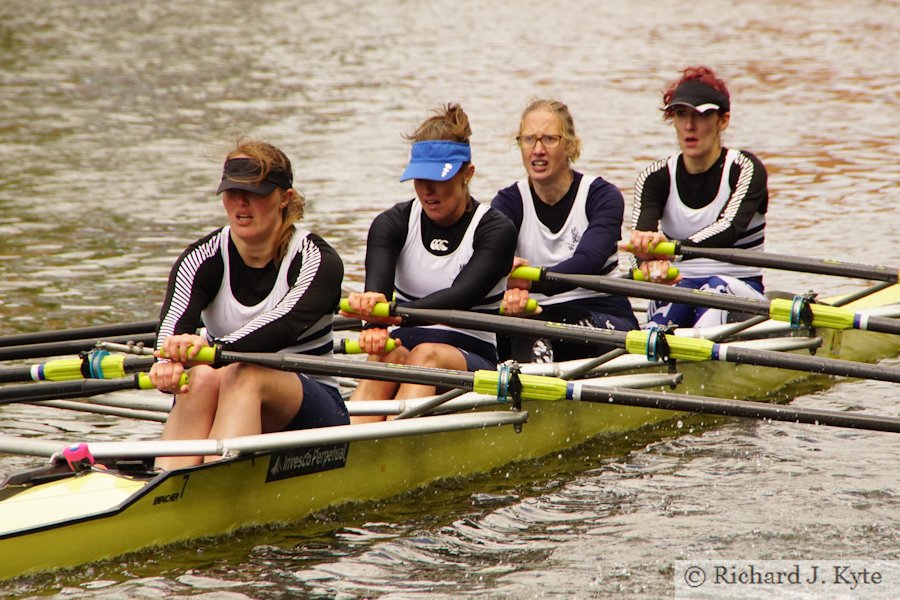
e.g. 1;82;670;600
342;104;517;420
151;139;348;469
628;65;768;328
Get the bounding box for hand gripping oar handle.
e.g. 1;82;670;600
338;298;539;318
631;241;900;284
512;267;900;336
337;338;398;354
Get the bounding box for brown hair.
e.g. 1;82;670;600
519;98;582;163
225;138;305;263
405;103;472;143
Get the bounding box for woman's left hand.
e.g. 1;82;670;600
154;333;209;364
340;291;402;325
501;288;542;316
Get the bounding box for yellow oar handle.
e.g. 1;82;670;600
136;372;188;390
341;338;398;354
158;345;218;364
339;298;393;318
624;241;679;255
630;267;680;281
509;266;542;282
499;298;539;315
339;298;537;317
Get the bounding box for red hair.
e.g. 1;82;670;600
662;66;730;114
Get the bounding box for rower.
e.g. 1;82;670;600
150;139;349;469
627;65;769;328
341;103;518;422
492;98;639;362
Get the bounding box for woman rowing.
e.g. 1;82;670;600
492;98;638;362
342;103;517;421
151;139;348;469
628;66;769;328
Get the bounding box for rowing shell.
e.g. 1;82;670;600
0;285;898;579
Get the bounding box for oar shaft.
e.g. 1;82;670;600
662;243;900;284
717;345;900;383
215;349;477;391
0;377;143;404
0;334;157;361
573;385;900;433
0;320;158;348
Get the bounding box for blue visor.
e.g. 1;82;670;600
400;141;471;182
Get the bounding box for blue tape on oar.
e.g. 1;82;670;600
496;362;511;402
89;350;110;379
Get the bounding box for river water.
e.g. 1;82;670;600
1;0;898;597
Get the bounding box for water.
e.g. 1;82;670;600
1;0;898;597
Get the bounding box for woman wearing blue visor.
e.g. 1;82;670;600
342;104;517;420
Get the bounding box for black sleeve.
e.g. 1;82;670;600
632;159;670;232
215;233;344;352
404;208;518;309
155;230;225;348
363;201;413;299
684;150;768;247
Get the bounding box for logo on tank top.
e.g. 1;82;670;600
568;226;582;251
429;238;449;252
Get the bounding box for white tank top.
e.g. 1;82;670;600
516;175;616;305
661;150;764;278
394;202;504;346
202;225;337;388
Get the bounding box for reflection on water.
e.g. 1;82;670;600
0;0;898;596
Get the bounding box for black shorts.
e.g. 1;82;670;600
282;374;350;431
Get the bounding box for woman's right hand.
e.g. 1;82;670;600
356;327;401;355
149;359;189;394
638;259;683;285
501;287;542;316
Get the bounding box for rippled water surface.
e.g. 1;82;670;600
1;0;898;597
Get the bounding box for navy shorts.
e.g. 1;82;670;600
390;326;498;371
282;374;350;431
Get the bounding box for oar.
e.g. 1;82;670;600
343;303;900;384
0;352;155;383
510;266;900;336
0;320;158;348
182;346;900;434
0;316;362;362
0;334;158;362
631;241;900;284
0;373;176;404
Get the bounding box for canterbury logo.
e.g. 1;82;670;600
441;163;453;178
430;238;449;252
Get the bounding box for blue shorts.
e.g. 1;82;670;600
390;326;498;371
282;374;350;431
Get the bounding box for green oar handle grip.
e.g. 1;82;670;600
625;241;680;255
338;298;394;318
42;354;129;382
136;372;188;390
341;338;398;354
630;267;680;282
157;345;219;364
509;266;543;282
499;298;539;315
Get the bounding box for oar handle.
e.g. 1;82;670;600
340;338;398;354
136;372;188;390
339;298;538;317
624;241;681;255
630;267;680;282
